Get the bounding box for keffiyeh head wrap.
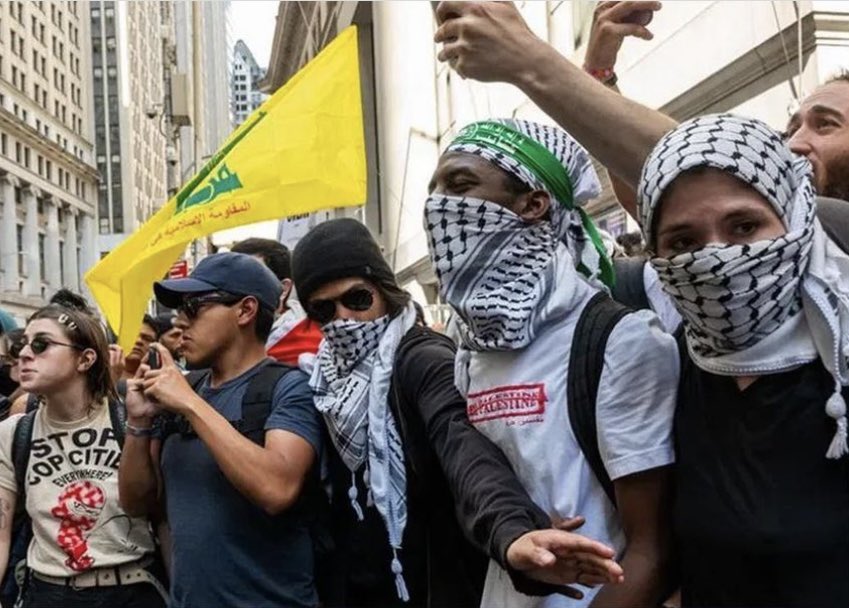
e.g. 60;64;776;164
638;113;849;459
446;119;611;287
426;119;605;395
309;304;417;600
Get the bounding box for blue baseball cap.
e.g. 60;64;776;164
154;252;282;312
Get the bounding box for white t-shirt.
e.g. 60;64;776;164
466;289;679;608
0;404;155;577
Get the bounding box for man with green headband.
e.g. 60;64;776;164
425;118;678;607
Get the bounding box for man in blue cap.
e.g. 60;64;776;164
118;252;323;608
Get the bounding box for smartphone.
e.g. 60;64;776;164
146;347;161;370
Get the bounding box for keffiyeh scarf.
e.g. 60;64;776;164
446;119;610;288
309;303;417;600
426;119;604;395
638;113;849;459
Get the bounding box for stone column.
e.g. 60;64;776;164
45;196;62;290
63;206;80;292
79;212;96;302
21;185;41;297
0;174;20;293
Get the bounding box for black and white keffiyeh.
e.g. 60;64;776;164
425;196;564;353
446;119;605;286
309;304;417;600
425;120;603;396
638;113;849;459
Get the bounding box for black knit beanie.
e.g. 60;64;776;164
292;218;397;304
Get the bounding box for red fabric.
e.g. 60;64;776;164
267;318;323;366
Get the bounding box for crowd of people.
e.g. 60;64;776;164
0;1;847;607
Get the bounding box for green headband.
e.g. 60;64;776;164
451;121;615;288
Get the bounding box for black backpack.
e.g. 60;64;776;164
567;292;633;508
0;399;126;602
158;361;296;445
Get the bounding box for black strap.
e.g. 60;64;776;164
107;398;126;449
12;410;37;513
567;292;632;507
611;257;651;312
25;393;39;414
164;362;295;445
237;362;293;445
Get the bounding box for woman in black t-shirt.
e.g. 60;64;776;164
636;114;849;607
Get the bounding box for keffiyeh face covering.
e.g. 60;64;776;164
425;119;608;396
638;113;849;459
310;306;417;601
425;195;560;352
446;119;612;288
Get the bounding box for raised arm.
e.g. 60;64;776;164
584;1;665;218
119;369;163;517
434;1;677;191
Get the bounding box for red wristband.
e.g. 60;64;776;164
584;65;618;86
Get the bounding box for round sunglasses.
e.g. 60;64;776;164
306;287;375;325
11;336;84;357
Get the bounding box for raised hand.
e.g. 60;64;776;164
141;344;198;416
585;1;662;73
434;2;546;84
125;359;159;424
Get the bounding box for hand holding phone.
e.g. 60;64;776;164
146;347;161;370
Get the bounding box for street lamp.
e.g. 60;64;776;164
145;102;179;197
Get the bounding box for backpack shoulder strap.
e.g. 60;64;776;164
567;292;632;507
238;361;296;445
611;257;651;312
108;398;127;448
25;393;40;413
12;410;37;512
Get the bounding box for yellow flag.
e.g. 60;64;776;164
85;27;365;351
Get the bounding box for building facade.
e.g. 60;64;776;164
0;0;99;323
262;0;849;318
90;0;173;257
231;39;267;127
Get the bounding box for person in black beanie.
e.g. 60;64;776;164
292;218;623;608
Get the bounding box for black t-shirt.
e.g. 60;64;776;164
675;356;849;607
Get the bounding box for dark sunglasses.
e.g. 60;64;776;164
178;292;245;319
12;336;84;357
306;287;375;325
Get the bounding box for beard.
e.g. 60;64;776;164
822;150;849;202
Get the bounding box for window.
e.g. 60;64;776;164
15;142;21;163
23;147;29;168
0;134;6;156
